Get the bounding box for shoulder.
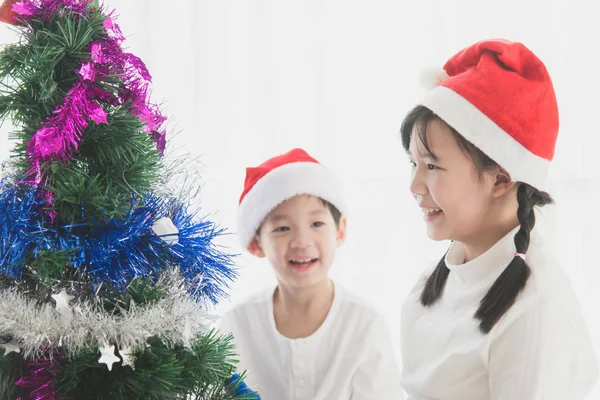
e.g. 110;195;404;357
410;258;440;293
492;234;588;337
401;258;440;311
219;287;274;330
335;283;380;314
331;284;398;361
518;235;580;317
229;287;273;313
333;282;390;330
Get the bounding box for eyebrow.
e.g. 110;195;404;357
408;144;439;162
421;149;439;162
267;214;289;223
309;209;327;216
268;208;327;223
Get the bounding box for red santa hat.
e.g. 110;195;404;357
418;39;558;191
237;148;346;249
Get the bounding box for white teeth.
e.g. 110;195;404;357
290;258;316;263
423;208;441;215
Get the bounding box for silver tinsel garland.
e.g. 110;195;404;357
0;288;217;359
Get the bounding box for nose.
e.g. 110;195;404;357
290;226;314;249
409;167;428;199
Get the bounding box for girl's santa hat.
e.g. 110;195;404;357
237;148;346;249
419;39;558;191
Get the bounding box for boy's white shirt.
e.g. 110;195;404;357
218;281;404;400
401;226;599;400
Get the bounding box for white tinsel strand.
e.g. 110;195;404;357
0;289;216;359
155;148;206;206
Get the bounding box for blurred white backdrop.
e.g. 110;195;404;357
1;0;599;397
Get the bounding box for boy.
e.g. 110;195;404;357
219;148;403;400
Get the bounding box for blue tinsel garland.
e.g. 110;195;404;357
0;180;237;304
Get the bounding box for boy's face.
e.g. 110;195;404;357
248;195;346;290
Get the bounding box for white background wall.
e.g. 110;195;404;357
1;0;598;397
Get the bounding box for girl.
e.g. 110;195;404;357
399;39;599;399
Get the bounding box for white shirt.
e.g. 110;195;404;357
219;282;404;400
401;227;599;400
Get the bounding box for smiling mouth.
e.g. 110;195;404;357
422;207;442;216
289;258;318;268
290;258;318;267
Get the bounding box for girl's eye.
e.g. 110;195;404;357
312;221;325;227
408;160;416;167
273;226;289;233
427;164;439;170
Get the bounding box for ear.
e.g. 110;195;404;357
336;216;347;247
491;168;517;198
247;235;265;258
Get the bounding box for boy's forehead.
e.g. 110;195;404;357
265;195;328;220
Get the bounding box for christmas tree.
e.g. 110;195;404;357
0;0;258;398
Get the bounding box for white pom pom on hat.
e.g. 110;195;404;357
418;67;449;90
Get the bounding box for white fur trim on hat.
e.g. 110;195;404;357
236;162;347;249
421;85;551;190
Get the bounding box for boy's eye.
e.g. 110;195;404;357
427;164;439;170
408;160;416;168
273;226;289;233
312;221;325;227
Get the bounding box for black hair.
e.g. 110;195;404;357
400;105;553;334
322;199;342;226
256;197;342;235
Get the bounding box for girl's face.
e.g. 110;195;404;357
407;119;501;244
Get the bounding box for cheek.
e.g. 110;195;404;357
428;175;456;207
457;192;488;218
262;237;286;259
431;174;487;213
319;230;339;252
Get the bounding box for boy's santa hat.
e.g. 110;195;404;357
419;39;558;191
237;148;346;249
